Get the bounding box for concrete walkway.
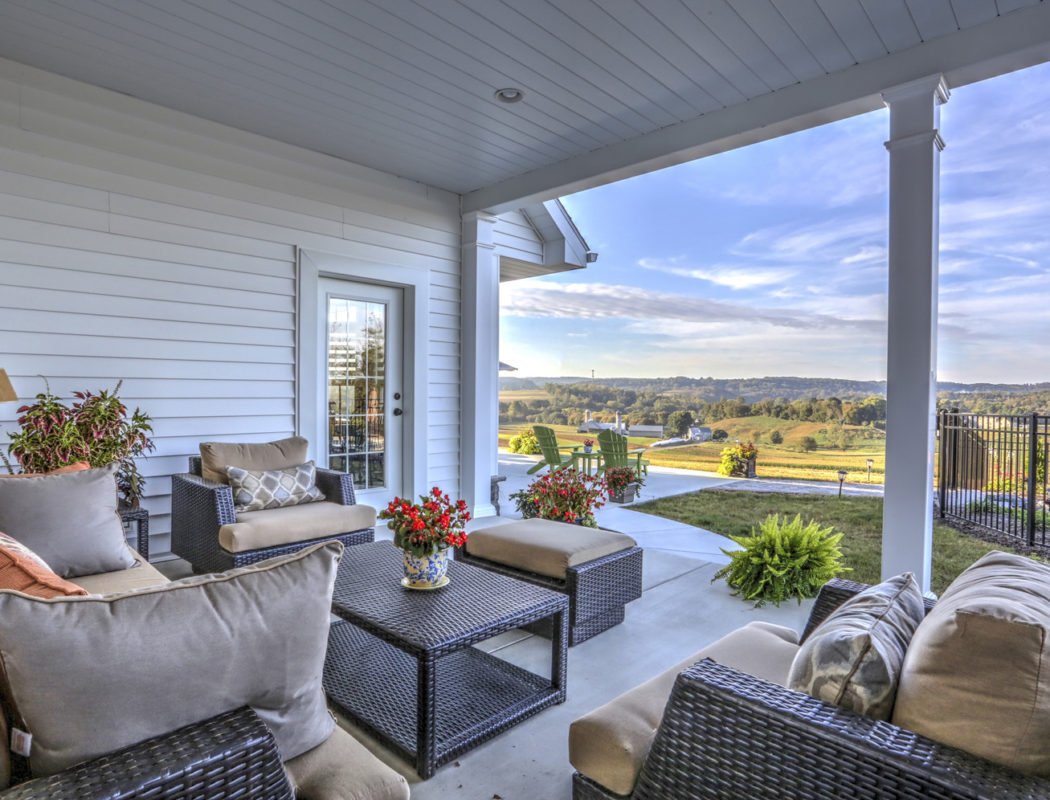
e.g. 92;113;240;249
491;452;740;565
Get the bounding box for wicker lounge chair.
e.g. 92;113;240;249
571;578;1050;800
170;455;374;573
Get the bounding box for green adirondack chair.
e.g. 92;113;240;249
597;429;650;477
527;425;579;474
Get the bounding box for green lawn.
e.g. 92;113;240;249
633;490;1020;595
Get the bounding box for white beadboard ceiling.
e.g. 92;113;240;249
0;0;1047;208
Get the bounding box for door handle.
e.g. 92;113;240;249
393;408;403;417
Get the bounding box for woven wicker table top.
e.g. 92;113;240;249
332;541;567;656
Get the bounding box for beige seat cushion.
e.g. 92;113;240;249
71;549;169;594
466;518;636;579
220;502;376;553
893;550;1050;776
199;437;309;484
569;621;799;797
285;727;409;800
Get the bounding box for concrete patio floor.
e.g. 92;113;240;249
158;456;830;798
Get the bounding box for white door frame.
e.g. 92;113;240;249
297;247;429;504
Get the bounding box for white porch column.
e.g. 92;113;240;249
461;211;500;518
880;75;949;594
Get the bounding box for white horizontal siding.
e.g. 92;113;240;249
494;210;544;263
0;65;462;558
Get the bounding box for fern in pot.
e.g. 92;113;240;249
713;514;847;606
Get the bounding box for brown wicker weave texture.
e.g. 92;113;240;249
118;504;150;561
1;707;292;800
324;542;569;779
169;456;374;573
455;545;643;645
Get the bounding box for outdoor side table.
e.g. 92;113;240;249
323;541;568;779
118;503;150;561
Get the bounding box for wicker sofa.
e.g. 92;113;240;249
570;578;1050;800
171;455;375;573
0;544;410;800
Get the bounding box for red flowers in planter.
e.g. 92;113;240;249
381;487;472;556
521;468;606;528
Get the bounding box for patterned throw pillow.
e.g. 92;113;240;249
788;572;924;720
0;532;89;598
226;461;325;512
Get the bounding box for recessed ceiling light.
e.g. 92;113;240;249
494;87;525;103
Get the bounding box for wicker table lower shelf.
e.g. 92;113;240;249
322;542;569;779
326;620;557;766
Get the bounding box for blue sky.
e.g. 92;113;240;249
500;61;1050;384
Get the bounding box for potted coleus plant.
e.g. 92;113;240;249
380;487;471;589
3;380;154;505
512;468;606;527
605;466;642;503
582;438;594;454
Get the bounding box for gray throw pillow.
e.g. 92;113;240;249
227;461;325;512
0;540;342;777
788;572;924;720
0;463;136;578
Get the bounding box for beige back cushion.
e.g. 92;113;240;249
199;437;309;484
893;550;1050;775
0;541;342;777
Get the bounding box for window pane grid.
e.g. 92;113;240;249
327;297;386;489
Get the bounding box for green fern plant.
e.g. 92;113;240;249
713;514;847;606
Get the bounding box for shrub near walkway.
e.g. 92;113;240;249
634;490;1022;595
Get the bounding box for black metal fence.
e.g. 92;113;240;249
938;410;1049;546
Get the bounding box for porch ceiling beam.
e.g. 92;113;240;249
463;2;1050;215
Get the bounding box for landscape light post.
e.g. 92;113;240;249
837;469;848;497
867;458;874;483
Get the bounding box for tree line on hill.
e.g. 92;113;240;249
500;381;1050;431
500;382;888;429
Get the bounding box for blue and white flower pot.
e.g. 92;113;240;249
402;547;450;589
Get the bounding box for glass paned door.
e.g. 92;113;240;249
321;280;403;504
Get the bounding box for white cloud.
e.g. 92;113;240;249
500;280;885;334
638;257;796;289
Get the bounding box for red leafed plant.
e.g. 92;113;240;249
604;466;640;498
519;468;606;528
381;487;472;557
4;379;154;505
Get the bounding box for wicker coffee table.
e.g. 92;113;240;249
323;541;569;778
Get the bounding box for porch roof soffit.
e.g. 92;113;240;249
464;2;1050;214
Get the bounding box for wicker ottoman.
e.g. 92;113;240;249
455;519;643;646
